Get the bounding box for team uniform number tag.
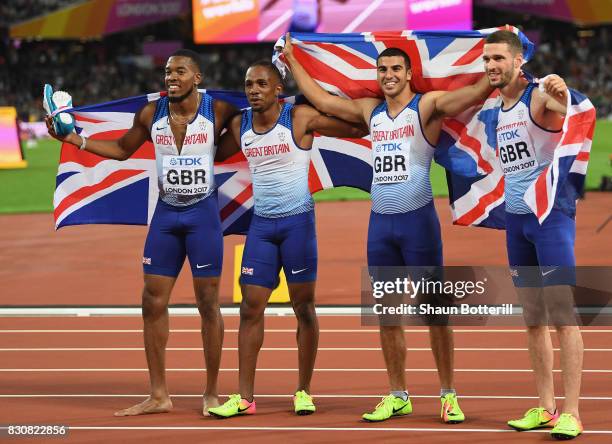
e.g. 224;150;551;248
497;131;539;176
162;155;209;195
372;142;410;184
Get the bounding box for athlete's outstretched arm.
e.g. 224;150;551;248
300;106;368;138
215;114;242;162
281;33;372;124
427;74;494;120
46;103;155;160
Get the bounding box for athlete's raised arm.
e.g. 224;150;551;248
422;74;494;122
281;33;377;125
215;114;242;162
299;104;367;136
526;74;568;131
539;74;568;116
46;102;155;160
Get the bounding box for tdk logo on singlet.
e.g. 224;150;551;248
375;142;402;152
498;129;520;141
169;157;203;166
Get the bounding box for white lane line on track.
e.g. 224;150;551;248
2;329;612;333
1;347;610;352
0;307;364;316
2;306;611;316
10;426;610;434
2;394;612;400
0;368;610;373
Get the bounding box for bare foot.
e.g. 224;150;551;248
114;397;173;417
202;394;220;416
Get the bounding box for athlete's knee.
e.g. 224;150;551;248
240;290;267;323
194;278;220;319
141;287;169;319
240;302;265;323
289;283;316;320
197;299;221;323
549;310;578;328
292;299;317;326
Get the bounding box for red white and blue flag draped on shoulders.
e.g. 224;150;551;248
53;89;371;233
54;27;595;232
273;26;595;228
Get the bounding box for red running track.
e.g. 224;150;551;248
1;315;611;443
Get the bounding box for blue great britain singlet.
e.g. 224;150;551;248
496;84;562;214
369;94;435;214
240;103;313;218
150;93;216;207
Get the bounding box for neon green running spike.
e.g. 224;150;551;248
294;390;316;415
440;393;465;424
550;413;583;440
362;395;412;422
508;407;559;431
207;394;256;418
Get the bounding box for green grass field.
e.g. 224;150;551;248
0;138;62;213
1;121;610;214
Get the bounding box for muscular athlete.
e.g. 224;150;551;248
46;49;237;417
282;33;494;423
484;30;584;440
208;60;365;417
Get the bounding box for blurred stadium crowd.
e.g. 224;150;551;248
0;2;610;121
0;0;74;27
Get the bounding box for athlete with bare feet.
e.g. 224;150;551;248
46;49;237;417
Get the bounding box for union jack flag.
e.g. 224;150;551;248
53;90;371;232
274;27;594;228
524;87;595;223
55;27;594;232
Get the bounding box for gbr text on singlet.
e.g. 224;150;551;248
497;121;539;175
162;154;210;195
372;124;414;184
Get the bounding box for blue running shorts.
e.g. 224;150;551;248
240;210;317;289
505;209;576;287
143;193;223;278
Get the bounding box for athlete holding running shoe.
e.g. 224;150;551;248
46;49;237;417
